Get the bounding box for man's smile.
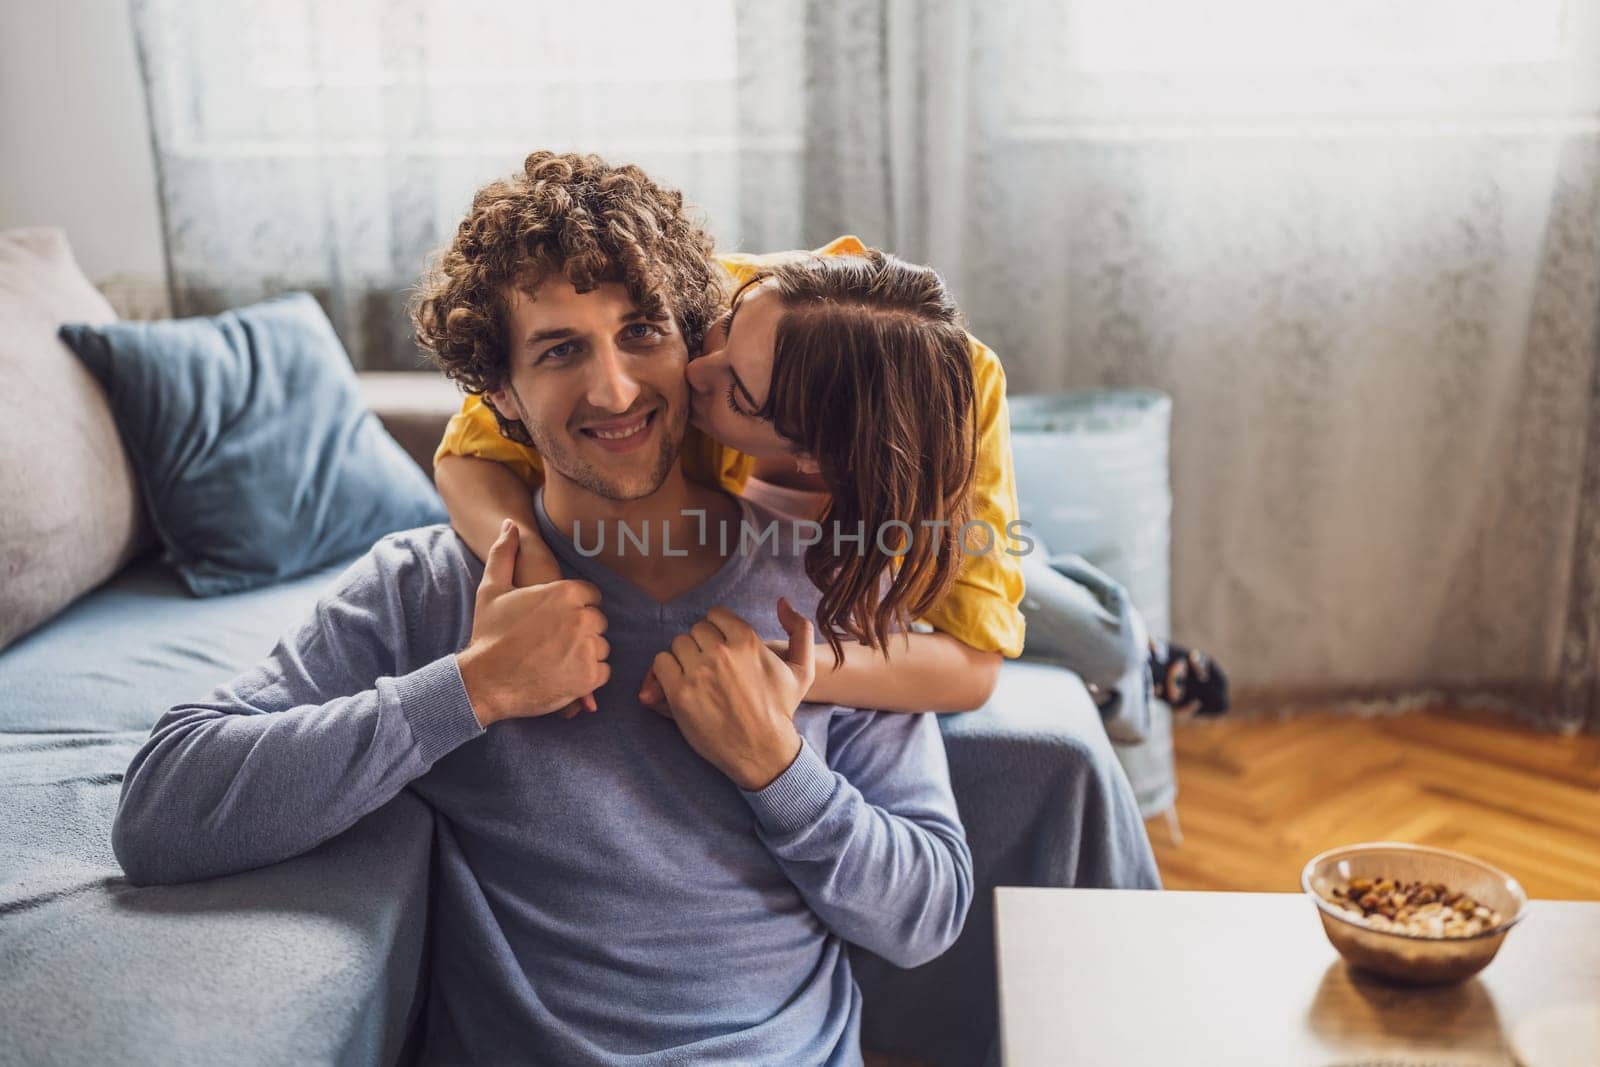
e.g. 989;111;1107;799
578;407;660;453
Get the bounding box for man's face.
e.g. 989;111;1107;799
486;277;689;502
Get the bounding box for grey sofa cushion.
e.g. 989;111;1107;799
0;229;146;652
0;548;429;1064
0;556;356;733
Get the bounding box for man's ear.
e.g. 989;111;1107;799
794;454;821;475
484;385;516;421
482;384;532;443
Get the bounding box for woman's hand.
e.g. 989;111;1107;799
646;599;815;790
636;603;800;715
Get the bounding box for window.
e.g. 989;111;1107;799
998;0;1600;138
147;0;739;158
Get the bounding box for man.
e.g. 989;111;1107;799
112;152;972;1066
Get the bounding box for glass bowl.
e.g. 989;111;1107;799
1301;842;1529;985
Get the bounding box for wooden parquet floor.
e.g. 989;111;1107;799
1147;708;1600;900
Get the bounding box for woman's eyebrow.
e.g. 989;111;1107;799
722;274;768;411
728;365;761;412
724;272;765;334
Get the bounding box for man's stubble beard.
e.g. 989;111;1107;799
510;388;688;503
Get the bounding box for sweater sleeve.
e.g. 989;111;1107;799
739;709;973;969
112;543;485;886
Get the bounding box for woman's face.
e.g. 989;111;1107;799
685;280;796;460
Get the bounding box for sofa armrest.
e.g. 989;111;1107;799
357;371;462;476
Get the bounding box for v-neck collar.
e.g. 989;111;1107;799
532;487;758;617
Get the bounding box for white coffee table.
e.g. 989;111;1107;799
995;887;1600;1066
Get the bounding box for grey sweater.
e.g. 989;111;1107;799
112;493;973;1066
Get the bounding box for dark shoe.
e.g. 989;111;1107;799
1148;640;1229;717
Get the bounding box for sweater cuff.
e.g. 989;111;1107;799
393;655;484;764
742;739;838;836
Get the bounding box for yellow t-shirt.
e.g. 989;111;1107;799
434;236;1027;657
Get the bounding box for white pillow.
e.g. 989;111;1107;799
0;228;146;650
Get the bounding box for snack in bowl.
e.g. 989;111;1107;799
1301;842;1529;985
1322;876;1504;938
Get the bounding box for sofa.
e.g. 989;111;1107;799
0;229;1158;1067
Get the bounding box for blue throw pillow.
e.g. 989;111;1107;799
59;293;447;596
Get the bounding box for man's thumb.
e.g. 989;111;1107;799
776;597;814;680
482;519;519;592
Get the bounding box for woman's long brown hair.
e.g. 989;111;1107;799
748;250;980;666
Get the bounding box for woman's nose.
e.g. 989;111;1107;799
685;350;723;396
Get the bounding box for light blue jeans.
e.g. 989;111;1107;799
1017;549;1153;743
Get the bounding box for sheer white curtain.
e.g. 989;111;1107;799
740;0;1600;730
133;0;1600;728
130;0;745;369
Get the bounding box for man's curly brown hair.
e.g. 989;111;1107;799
411;151;724;444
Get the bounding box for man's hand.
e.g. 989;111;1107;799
649;598;814;790
458;521;610;728
504;519;598;719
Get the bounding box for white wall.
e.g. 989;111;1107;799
0;0;166;287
